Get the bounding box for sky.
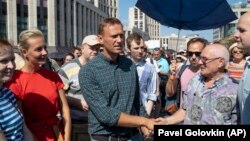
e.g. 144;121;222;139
118;0;246;42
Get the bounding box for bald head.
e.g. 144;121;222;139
203;44;230;65
240;11;250;22
234;11;250;52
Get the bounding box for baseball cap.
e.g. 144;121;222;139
82;35;100;46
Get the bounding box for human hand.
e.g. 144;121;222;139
140;126;152;137
144;118;163;131
176;54;187;61
169;63;177;74
141;126;154;141
155;117;168;125
81;100;88;111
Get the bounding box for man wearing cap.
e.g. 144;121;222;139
58;35;100;123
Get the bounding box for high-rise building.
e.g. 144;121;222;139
128;7;160;40
213;3;250;41
0;0;118;52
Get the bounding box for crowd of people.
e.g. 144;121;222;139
0;11;250;141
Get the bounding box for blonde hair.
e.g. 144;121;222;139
18;28;44;50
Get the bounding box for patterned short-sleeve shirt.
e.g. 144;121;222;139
182;73;239;125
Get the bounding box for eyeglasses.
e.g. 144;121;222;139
200;57;221;64
187;51;201;57
232;50;243;54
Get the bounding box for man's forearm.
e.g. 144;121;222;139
116;112;155;130
166;108;186;124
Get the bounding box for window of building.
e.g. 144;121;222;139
134;8;138;19
0;0;7;38
17;0;28;38
37;0;48;42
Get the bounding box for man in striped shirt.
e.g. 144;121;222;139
58;35;101;122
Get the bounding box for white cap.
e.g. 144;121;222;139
82;35;100;46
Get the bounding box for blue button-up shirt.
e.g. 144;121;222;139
238;58;250;124
135;60;157;108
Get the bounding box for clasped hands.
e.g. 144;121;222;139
141;117;168;137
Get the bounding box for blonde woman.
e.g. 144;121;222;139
227;42;246;81
5;29;71;141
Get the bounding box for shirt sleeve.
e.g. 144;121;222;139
58;68;70;91
161;59;170;73
4;75;22;101
51;71;64;90
79;66;121;126
146;66;157;101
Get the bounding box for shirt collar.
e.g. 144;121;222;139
99;53;120;65
135;59;146;67
200;73;228;88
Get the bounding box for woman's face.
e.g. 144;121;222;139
0;47;15;83
232;47;244;60
22;36;47;67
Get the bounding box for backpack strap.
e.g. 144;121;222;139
150;57;154;64
178;61;189;79
176;61;189;108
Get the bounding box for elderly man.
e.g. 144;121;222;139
58;35;100;122
234;11;250;124
156;44;239;124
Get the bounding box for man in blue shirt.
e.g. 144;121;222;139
234;11;250;124
153;48;170;111
126;32;158;116
79;18;158;141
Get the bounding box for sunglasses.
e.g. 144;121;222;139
187;51;201;57
154;48;160;51
200;57;221;64
233;50;243;54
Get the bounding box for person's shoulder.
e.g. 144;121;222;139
10;70;23;80
188;73;203;84
61;59;79;70
40;67;59;76
226;74;239;85
145;61;156;69
118;55;134;67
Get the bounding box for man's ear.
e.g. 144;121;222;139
98;35;103;46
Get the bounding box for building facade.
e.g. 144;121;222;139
128;7;160;40
213;3;250;41
160;34;192;51
0;0;118;52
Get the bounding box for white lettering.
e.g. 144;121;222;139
185;129;224;136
